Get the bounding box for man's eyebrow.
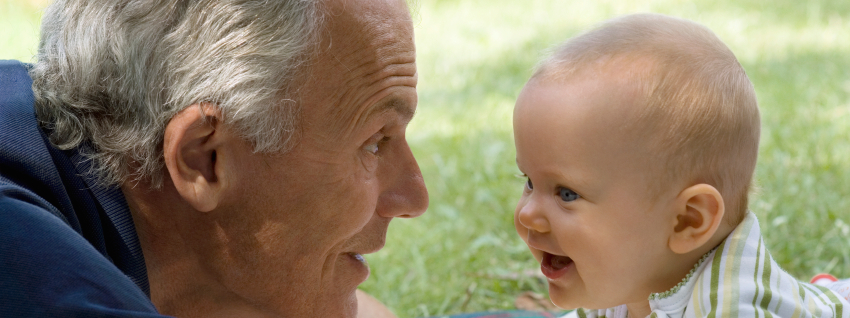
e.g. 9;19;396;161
365;97;415;122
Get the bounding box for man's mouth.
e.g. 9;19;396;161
541;252;573;280
349;252;367;265
343;252;371;283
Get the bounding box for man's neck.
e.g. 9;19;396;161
121;182;277;317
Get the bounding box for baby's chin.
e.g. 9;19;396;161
548;288;624;312
547;284;584;310
550;298;581;311
551;299;607;313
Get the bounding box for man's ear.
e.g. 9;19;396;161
668;183;725;254
163;103;228;212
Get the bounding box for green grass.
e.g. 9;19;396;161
3;1;849;317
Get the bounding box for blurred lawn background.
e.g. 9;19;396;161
2;0;849;317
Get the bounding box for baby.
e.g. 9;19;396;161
512;13;850;318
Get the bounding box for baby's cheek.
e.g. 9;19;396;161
513;211;528;241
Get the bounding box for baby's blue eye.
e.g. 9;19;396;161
559;187;579;202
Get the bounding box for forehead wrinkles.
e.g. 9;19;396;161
318;0;416;136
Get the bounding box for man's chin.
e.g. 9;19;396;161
322;250;375;317
344;289;359;318
322;262;365;318
317;287;358;318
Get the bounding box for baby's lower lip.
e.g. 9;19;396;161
541;252;573;280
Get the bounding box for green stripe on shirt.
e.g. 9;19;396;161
752;238;763;318
708;238;727;318
759;247;774;313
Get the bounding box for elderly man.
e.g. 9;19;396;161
0;0;426;317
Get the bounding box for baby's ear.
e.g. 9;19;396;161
668;184;725;254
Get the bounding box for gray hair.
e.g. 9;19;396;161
31;0;321;187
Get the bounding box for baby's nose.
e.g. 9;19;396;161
516;199;551;234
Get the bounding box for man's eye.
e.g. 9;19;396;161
364;134;388;155
364;142;379;154
559;187;579;202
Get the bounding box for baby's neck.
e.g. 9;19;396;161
627;223;735;317
624;250;707;318
626;300;652;318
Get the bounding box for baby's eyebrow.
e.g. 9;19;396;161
553;170;594;196
514;165;590;191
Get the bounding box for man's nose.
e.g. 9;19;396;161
376;140;429;218
516;197;550;233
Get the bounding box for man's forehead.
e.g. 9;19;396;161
319;0;414;57
322;0;412;29
302;0;417;135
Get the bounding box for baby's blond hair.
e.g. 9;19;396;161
534;13;760;224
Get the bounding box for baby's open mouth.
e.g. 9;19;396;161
541;252;573;279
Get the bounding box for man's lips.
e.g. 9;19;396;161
345;241;384;266
348;252;367;265
541;252;573;280
347;242;384;257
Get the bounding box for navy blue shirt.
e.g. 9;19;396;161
0;60;167;317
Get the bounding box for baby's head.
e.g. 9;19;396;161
512;13;760;313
